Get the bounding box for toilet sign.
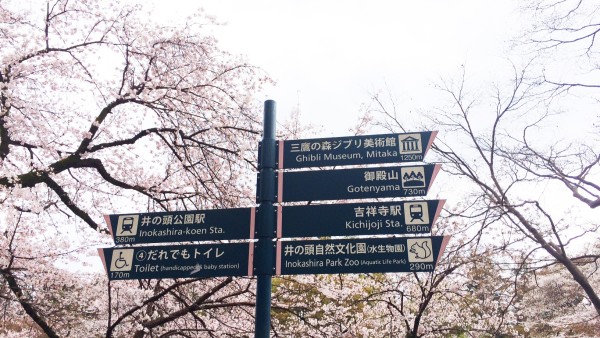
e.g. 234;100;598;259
98;242;253;280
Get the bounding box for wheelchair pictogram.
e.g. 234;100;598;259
114;252;129;269
110;249;134;272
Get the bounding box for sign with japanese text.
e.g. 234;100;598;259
278;200;445;238
276;164;441;203
105;207;255;245
277;131;437;169
276;236;450;275
98;242;253;280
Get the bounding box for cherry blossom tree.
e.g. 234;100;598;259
0;0;270;336
365;60;600;332
516;0;600;208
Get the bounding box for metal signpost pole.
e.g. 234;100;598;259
254;100;276;338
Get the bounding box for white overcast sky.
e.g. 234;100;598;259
147;0;522;135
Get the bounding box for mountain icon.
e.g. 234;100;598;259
402;170;425;187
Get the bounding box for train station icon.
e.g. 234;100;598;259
404;201;429;225
110;249;134;272
116;215;139;236
398;134;422;155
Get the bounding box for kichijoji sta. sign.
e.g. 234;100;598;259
277;131;437;169
277;200;445;238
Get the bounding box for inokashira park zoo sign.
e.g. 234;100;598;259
275;236;450;275
97;99;448;338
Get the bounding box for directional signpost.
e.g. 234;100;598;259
105;207;255;245
98;242;253;280
97;100;448;338
276;236;450;275
278;200;445;238
276;164;441;202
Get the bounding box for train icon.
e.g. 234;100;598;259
404;202;429;225
409;204;424;222
116;215;139;236
120;217;135;233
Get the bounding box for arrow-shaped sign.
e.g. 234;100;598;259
105;207;255;245
98;242;254;280
275;131;437;169
277;200;445;238
273;164;441;203
275;236;450;276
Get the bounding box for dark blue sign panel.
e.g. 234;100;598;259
278;200;444;238
276;236;450;276
98;242;253;280
105;207;255;245
278;131;437;169
277;164;440;203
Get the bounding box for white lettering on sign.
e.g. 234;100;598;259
353;205;402;217
346;220;383;230
283;242;405;257
288;136;404;154
140;213;206;226
285;259;324;268
296;154;321;162
137;226;215;237
366;150;399;158
347;184;402;194
293;151;365;163
363;170;400;182
324;153;362;161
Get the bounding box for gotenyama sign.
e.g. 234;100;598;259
276;164;441;203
